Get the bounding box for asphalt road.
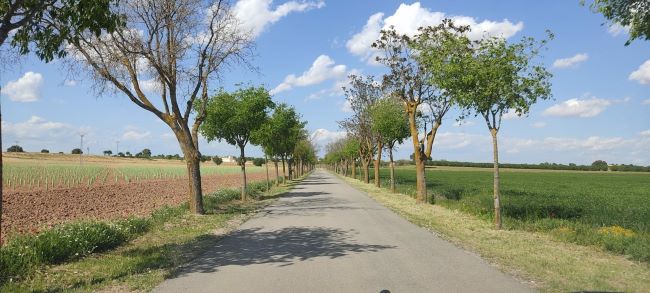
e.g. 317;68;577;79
154;170;532;293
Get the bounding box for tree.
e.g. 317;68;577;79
370;97;410;193
592;160;609;171
117;152;125;157
41;149;50;153
339;75;381;184
61;0;253;214
342;137;360;179
252;157;265;167
201;86;274;201
583;0;650;45
460;34;553;229
7;145;23;152
212;155;223;165
125;151;132;157
71;148;83;154
0;0;122;247
103;150;112;156
374;22;470;203
135;148;151;159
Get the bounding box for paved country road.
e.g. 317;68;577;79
154;170;532;293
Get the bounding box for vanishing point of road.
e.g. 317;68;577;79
155;170;532;293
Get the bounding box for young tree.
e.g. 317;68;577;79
103;150;113;156
201;86;274;201
583;0;650;45
374;22;471;203
62;0;254;214
71;148;83;154
212;156;223;165
370;97;410;193
342;137;360;179
460;34;553;229
339;75;381;184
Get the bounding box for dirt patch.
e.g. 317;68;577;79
1;172;268;241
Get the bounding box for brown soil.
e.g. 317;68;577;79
1;171;268;242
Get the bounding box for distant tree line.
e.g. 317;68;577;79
423;159;650;172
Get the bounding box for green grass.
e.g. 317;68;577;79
336;172;650;292
364;166;650;262
0;175;305;292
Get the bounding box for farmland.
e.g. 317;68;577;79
1;152;269;241
366;166;650;261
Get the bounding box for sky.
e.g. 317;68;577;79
1;0;649;165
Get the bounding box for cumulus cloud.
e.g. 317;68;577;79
3;116;76;139
233;0;324;38
502;109;524;120
607;23;630;37
629;59;650;85
553;53;589;69
543;96;612;118
640;129;650;137
341;100;353;113
271;55;347;95
642;99;650;105
310;128;347;146
346;2;523;63
121;126;151;141
1;71;44;102
64;79;77;87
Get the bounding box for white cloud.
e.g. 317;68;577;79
1;71;44;102
64;79;77;87
552;53;589;69
531;121;546;128
341;100;353;113
453;120;475;127
607;23;630;37
502;109;524;120
3;116;81;139
640;130;650;137
233;0;324;38
642;99;650;105
271;55;347;95
121;126;151;141
629;59;650;85
346;2;523;63
138;79;162;93
310;128;347;146
543;96;612;118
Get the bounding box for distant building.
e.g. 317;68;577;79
222;155;237;163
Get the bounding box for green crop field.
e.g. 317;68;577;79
365;166;650;262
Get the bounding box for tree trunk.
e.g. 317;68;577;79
351;159;356;179
239;144;247;201
184;149;204;214
282;157;286;182
265;154;270;191
362;160;370;184
408;106;427;203
374;142;383;188
491;128;502;230
274;160;279;186
389;147;396;193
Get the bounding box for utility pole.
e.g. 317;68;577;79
79;134;85;166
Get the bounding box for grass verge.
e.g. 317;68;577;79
0;175;307;292
334;171;650;293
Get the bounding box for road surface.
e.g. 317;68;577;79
154;169;532;293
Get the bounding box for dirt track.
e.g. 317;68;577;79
1;172;267;241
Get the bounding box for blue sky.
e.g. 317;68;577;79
2;0;649;165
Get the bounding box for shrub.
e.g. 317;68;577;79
252;158;265;167
212;156;223;165
71;148;83;154
7;145;24;152
40;149;49;153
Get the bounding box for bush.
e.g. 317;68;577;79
71;148;83;154
40;149;49;153
7;145;24;152
252;157;265;166
212;156;223;165
0;218;151;283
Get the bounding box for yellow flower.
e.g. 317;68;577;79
597;226;635;237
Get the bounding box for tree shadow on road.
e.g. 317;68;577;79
171;226;395;276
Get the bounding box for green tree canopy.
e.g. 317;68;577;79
370;97;410;148
583;0;650;45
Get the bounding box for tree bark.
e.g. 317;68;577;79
408;105;427;203
183;148;204;214
362;160;370;184
281;157;286;182
491;128;502;230
351;159;356;179
239;144;247;201
274;160;279;186
374;141;383;188
389;147;396;193
265;154;270;191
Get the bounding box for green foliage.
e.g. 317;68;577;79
201;86;274;148
7;145;24;152
40;149;49;153
2;0;124;62
372;167;650;262
252;157;265;166
71;148;82;154
252;103;306;160
584;0;650;45
369;97;410;148
135;148;152;159
591;160;609;171
0;217;151;283
212;156;223;165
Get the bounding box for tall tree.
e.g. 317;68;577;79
583;0;650;45
63;0;254;214
374;22;470;203
460;34;553;229
201;86;274;201
0;0;122;245
370;97;410;193
339;74;381;184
